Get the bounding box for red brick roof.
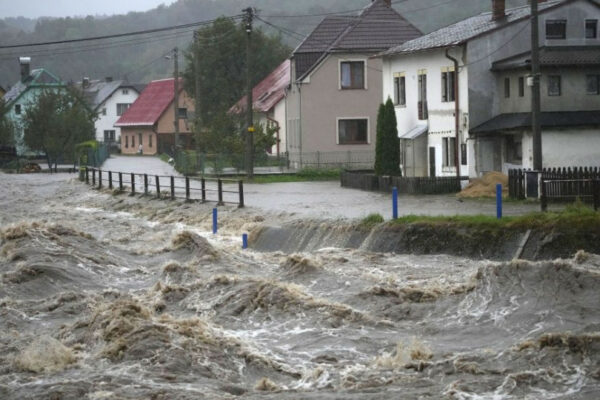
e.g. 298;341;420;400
230;60;290;114
115;78;182;126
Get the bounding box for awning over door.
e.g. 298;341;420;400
399;124;428;139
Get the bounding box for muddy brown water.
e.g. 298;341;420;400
0;173;599;399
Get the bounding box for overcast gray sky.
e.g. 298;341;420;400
0;0;177;19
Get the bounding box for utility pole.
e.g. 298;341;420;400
243;7;254;179
173;46;180;154
531;0;542;171
193;31;202;152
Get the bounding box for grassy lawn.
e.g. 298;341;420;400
244;168;342;183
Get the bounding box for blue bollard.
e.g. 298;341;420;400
212;208;218;234
392;186;398;219
496;183;503;219
242;233;248;249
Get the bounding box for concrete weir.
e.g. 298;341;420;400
250;221;600;261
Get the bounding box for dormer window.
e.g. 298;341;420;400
122;89;129;95
546;20;566;39
340;61;365;90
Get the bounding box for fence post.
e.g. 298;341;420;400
171;176;175;199
212;208;218;234
144;174;148;195
201;178;206;203
185;177;190;200
541;179;547;212
155;176;161;197
92;169;96;186
131;173;135;194
496;184;502;219
85;167;89;184
217;179;224;206
119;172;123;191
392;186;398;219
594;179;599;211
108;171;113;189
238;180;245;208
242;233;248;249
98;170;102;189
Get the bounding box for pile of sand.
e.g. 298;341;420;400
458;172;508;198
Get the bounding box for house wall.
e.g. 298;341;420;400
286;53;381;167
468;0;600;128
156;90;195;134
96;87;139;144
382;47;470;177
273;99;287;156
120;127;157;155
521;128;600;169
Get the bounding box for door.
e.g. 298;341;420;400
429;146;436;177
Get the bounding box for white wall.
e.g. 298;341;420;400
273;99;287;156
97;87;139;143
382;47;470;177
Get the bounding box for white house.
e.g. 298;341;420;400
75;78;143;148
380;0;600;177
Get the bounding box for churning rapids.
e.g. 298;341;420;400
1;172;599;400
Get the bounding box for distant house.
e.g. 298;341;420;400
230;60;290;157
114;78;194;155
380;0;600;177
286;0;421;168
74;77;142;149
2;57;65;155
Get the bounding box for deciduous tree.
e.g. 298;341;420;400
0;98;15;147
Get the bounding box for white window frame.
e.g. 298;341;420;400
336;117;370;145
338;59;368;90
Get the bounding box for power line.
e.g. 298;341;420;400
0;15;244;50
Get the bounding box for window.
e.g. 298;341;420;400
505;135;522;163
138;133;142;146
587;75;600;95
131;135;135;148
338;119;368;144
125;135;129;148
518;77;525;97
548;75;561;96
504;77;510;98
586;20;598;39
546;20;566;39
102;108;107;116
14;104;21;115
340;61;365;89
178;108;188;119
418;72;428;120
393;74;406;106
442;137;457;167
116;103;131;116
441;70;455;102
122;89;129;95
104;130;115;142
461;143;467;166
149;134;153;148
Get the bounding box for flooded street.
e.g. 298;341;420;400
1;172;599;399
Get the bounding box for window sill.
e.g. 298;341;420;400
338;142;370;145
395;104;406;108
340;87;366;91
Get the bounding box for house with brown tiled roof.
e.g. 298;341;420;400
114;78;194;155
230;60;290;157
285;0;421;168
379;0;600;178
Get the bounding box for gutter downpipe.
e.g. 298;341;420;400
445;47;461;181
297;82;303;168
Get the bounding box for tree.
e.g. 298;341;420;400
374;98;400;176
22;88;95;169
182;17;290;154
0;98;15;147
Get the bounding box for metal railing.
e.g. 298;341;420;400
84;167;244;207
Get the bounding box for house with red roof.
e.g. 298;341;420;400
230;59;290;157
114;78;194;155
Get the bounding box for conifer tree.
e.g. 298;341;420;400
374;98;400;176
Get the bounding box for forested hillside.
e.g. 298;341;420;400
0;0;528;88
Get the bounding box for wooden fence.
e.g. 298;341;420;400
509;167;600;206
84;167;244;207
341;170;467;194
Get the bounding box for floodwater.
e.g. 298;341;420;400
1;172;599;399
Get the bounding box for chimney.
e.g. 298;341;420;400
19;57;31;82
492;0;506;21
82;77;90;88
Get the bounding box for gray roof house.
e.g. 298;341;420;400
379;0;600;178
285;0;421;168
